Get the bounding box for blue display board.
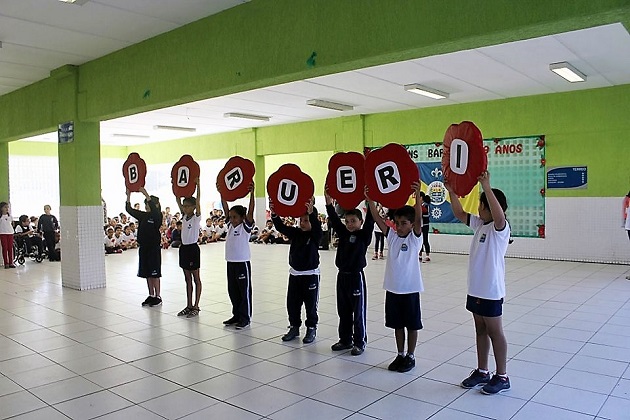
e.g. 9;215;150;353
547;166;587;189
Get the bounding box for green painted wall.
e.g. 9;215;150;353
8;141;126;160
1;1;629;142
364;84;630;197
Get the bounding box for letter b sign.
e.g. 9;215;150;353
122;153;147;192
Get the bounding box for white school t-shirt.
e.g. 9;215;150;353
0;214;14;234
104;236;116;248
181;214;201;245
383;228;424;294
225;220;252;262
467;215;511;300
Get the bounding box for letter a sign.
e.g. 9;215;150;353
171;155;200;198
267;164;314;217
122;153;147;192
217;156;256;201
325;152;365;210
441;121;487;197
364;143;419;209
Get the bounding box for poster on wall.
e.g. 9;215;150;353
403;135;546;237
547;166;587;189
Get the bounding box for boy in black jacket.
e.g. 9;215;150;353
324;187;374;355
270;197;322;344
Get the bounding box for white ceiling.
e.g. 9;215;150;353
3;2;629;146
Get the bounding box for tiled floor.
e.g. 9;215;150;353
1;244;630;419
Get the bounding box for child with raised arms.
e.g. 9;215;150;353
367;181;424;373
175;179;202;318
271;197;322;344
325;186;374;355
446;171;511;394
126;187;163;307
218;181;255;329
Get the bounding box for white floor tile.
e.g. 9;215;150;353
531;383;607;415
109;375;182;403
140;388;217;419
54;390;132;420
511;401;595;420
360;394;441;419
226;384;304;417
30;376;102;404
312;381;387;411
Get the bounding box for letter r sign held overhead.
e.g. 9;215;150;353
217;156;255;201
364;143;419;209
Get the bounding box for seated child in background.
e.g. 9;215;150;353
170;221;183;248
212;218;228;242
15;214;45;256
114;225;127;250
122;225;137;249
257;220;277;244
201;218;215;243
160;225;170;249
104;227;122;254
249;224;260;242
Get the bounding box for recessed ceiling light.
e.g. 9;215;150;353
404;84;449;99
58;0;90;5
112;134;150;139
153;125;196;132
549;62;586;83
224;112;270;121
306;99;353;112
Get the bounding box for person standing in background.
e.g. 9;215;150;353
38;205;60;262
623;191;630;280
0;202;15;268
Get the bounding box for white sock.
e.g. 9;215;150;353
479;368;489;374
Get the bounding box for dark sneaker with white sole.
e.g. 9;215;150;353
350;346;365;356
282;326;300;341
223;317;238;326
481;375;510;394
148;297;162;307
141;296;152;307
461;369;492;389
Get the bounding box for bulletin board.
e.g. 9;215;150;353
406;135;546;238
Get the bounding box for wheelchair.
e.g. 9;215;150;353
13;235;46;265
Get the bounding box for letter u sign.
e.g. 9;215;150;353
277;179;298;205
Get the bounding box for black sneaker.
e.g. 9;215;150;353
282;326;300;341
148;297;162;307
331;341;353;351
235;321;250;329
397;355;415;372
350;346;365;356
461;369;492;389
481;375;510;394
388;355;405;371
223;316;238;326
302;327;316;344
141;296;152;307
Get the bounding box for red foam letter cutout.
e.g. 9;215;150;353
441;121;487;197
325;152;365;210
217;156;255;201
364;143;419;209
171;155;200;198
267;164;314;217
122;153;147;192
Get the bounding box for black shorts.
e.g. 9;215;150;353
466;295;503;317
179;243;200;270
138;245;161;278
385;291;423;330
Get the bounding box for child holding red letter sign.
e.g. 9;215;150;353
126;187;163;307
367;181;424;373
446;171;511;395
271;197;322;344
175;179;203;318
218;181;256;329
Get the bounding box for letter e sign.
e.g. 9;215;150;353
217;156;256;201
441;121;487;197
171;155;200;198
364;143;419;209
267;164;314;217
122;153;147;192
325;152;365;210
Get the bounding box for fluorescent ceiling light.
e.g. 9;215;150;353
112;133;150;139
306;99;353;112
58;0;89;5
224;112;270;121
404;84;449;99
549;62;586;83
153;125;196;132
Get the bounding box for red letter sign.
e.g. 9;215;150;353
325;152;365;210
122;153;147;192
365;143;419;209
171;155;200;198
441;121;487;197
267;164;314;217
217;156;255;201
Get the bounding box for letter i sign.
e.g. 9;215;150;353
122;153;147;192
441;121;487;197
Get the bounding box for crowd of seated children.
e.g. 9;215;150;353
104;226;123;254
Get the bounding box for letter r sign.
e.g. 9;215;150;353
364;143;419;209
375;161;400;193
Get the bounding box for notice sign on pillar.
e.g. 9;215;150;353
58;122;74;144
171;155;200;198
441;121;487;197
325;152;365;210
267;164;314;217
364;143;419;209
217;156;256;201
122;153;147;192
